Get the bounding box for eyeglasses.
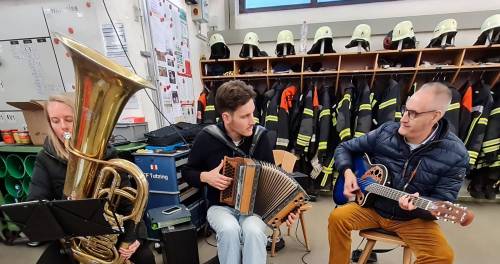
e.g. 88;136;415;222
400;105;438;120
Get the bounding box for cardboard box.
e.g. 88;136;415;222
7;101;48;145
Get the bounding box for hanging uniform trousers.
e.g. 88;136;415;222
320;94;340;188
316;84;333;163
319;81;355;188
443;83;461;136
263;82;285;147
276;85;299;150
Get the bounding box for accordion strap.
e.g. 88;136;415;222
204;124;266;157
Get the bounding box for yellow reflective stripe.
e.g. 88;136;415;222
371;98;378;108
447;103;460;111
205;105;215;111
297;134;311;141
318;141;328;150
395;111;402;119
253;117;260;123
468;151;478;158
320;109;331;119
265;115;278;122
354;132;365;138
358;104;372;111
338;95;351;109
378;98;396;110
469;157;477;165
332;115;337;126
296;139;309;146
477;118;488;126
339;128;351;140
490;107;500;116
483;139;500;148
464;117;480;145
303;108;314;117
482;146;499;153
369;93;374;103
491;161;500;167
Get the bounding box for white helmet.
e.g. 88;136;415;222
474;14;500;45
313;26;333;44
432;19;457;39
480;14;500;34
392;21;415;42
351;24;371;42
277;30;294;45
243;32;259;47
209;33;226;47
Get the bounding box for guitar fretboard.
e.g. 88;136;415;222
366;184;433;210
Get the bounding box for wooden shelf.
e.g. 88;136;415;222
418;66;459;71
201;75;235;80
200;45;500;89
375;67;416;72
302;70;338;76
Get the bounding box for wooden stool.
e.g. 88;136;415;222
270;204;312;257
358;229;412;264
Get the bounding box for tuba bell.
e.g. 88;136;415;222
57;34;152;264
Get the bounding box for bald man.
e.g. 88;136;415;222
328;82;469;264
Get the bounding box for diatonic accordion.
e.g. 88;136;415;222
220;156;308;228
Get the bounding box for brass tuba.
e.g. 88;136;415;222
57;34;152;264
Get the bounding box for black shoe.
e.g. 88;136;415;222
351;249;378;263
27;241;41;247
468;182;486;199
266;235;285;252
484;183;497;200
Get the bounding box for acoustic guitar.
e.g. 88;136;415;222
333;154;474;226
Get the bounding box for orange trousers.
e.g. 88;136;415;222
328;203;454;264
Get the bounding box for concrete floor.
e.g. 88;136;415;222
1;194;499;264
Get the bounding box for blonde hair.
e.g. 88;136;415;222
44;92;76;160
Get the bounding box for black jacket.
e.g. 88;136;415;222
28;139;146;242
334;120;469;221
182;123;274;207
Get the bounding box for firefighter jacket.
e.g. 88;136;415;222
336;82;354;142
196;87;209;124
477;85;499;168
353;79;373;138
463;80;494;167
203;87;218;124
295;85;319;156
443;83;461;136
373;78;402;126
264;82;285;145
276;85;299;149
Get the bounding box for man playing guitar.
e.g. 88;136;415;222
328;82;469;264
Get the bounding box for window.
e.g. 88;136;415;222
240;0;395;13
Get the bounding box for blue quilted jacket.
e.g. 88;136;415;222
334;120;469;221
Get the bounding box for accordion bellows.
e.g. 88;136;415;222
221;156;308;228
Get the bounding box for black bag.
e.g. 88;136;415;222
144;122;206;146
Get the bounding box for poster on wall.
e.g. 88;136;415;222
146;0;194;124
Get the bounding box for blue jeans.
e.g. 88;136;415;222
207;205;267;264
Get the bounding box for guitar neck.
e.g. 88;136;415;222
366;184;433;210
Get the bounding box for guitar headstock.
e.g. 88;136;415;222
430;201;475;226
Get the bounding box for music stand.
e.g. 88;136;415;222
0;198;121;263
